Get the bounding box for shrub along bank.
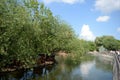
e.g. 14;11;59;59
0;0;95;71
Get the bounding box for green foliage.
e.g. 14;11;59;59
117;40;120;49
0;0;100;70
0;0;90;69
95;36;120;51
86;41;96;51
63;39;96;65
95;37;103;47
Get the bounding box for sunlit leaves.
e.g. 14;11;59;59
0;0;91;69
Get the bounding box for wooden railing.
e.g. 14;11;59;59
113;52;120;80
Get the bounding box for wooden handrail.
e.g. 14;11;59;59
113;53;120;80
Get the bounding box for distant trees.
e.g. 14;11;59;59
95;36;120;51
87;41;96;51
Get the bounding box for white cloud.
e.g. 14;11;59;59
79;24;96;41
95;0;120;13
117;27;120;32
42;0;85;4
96;16;110;22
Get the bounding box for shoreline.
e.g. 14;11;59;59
88;51;113;61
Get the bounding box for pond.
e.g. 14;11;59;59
0;55;113;80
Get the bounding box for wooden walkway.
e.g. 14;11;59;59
113;52;120;80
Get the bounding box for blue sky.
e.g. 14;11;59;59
40;0;120;41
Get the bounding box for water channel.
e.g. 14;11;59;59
0;55;113;80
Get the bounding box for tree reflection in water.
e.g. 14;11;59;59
0;55;112;80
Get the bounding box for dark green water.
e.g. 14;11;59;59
0;55;113;80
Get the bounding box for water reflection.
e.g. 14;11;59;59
0;56;113;80
80;61;95;76
72;60;112;80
